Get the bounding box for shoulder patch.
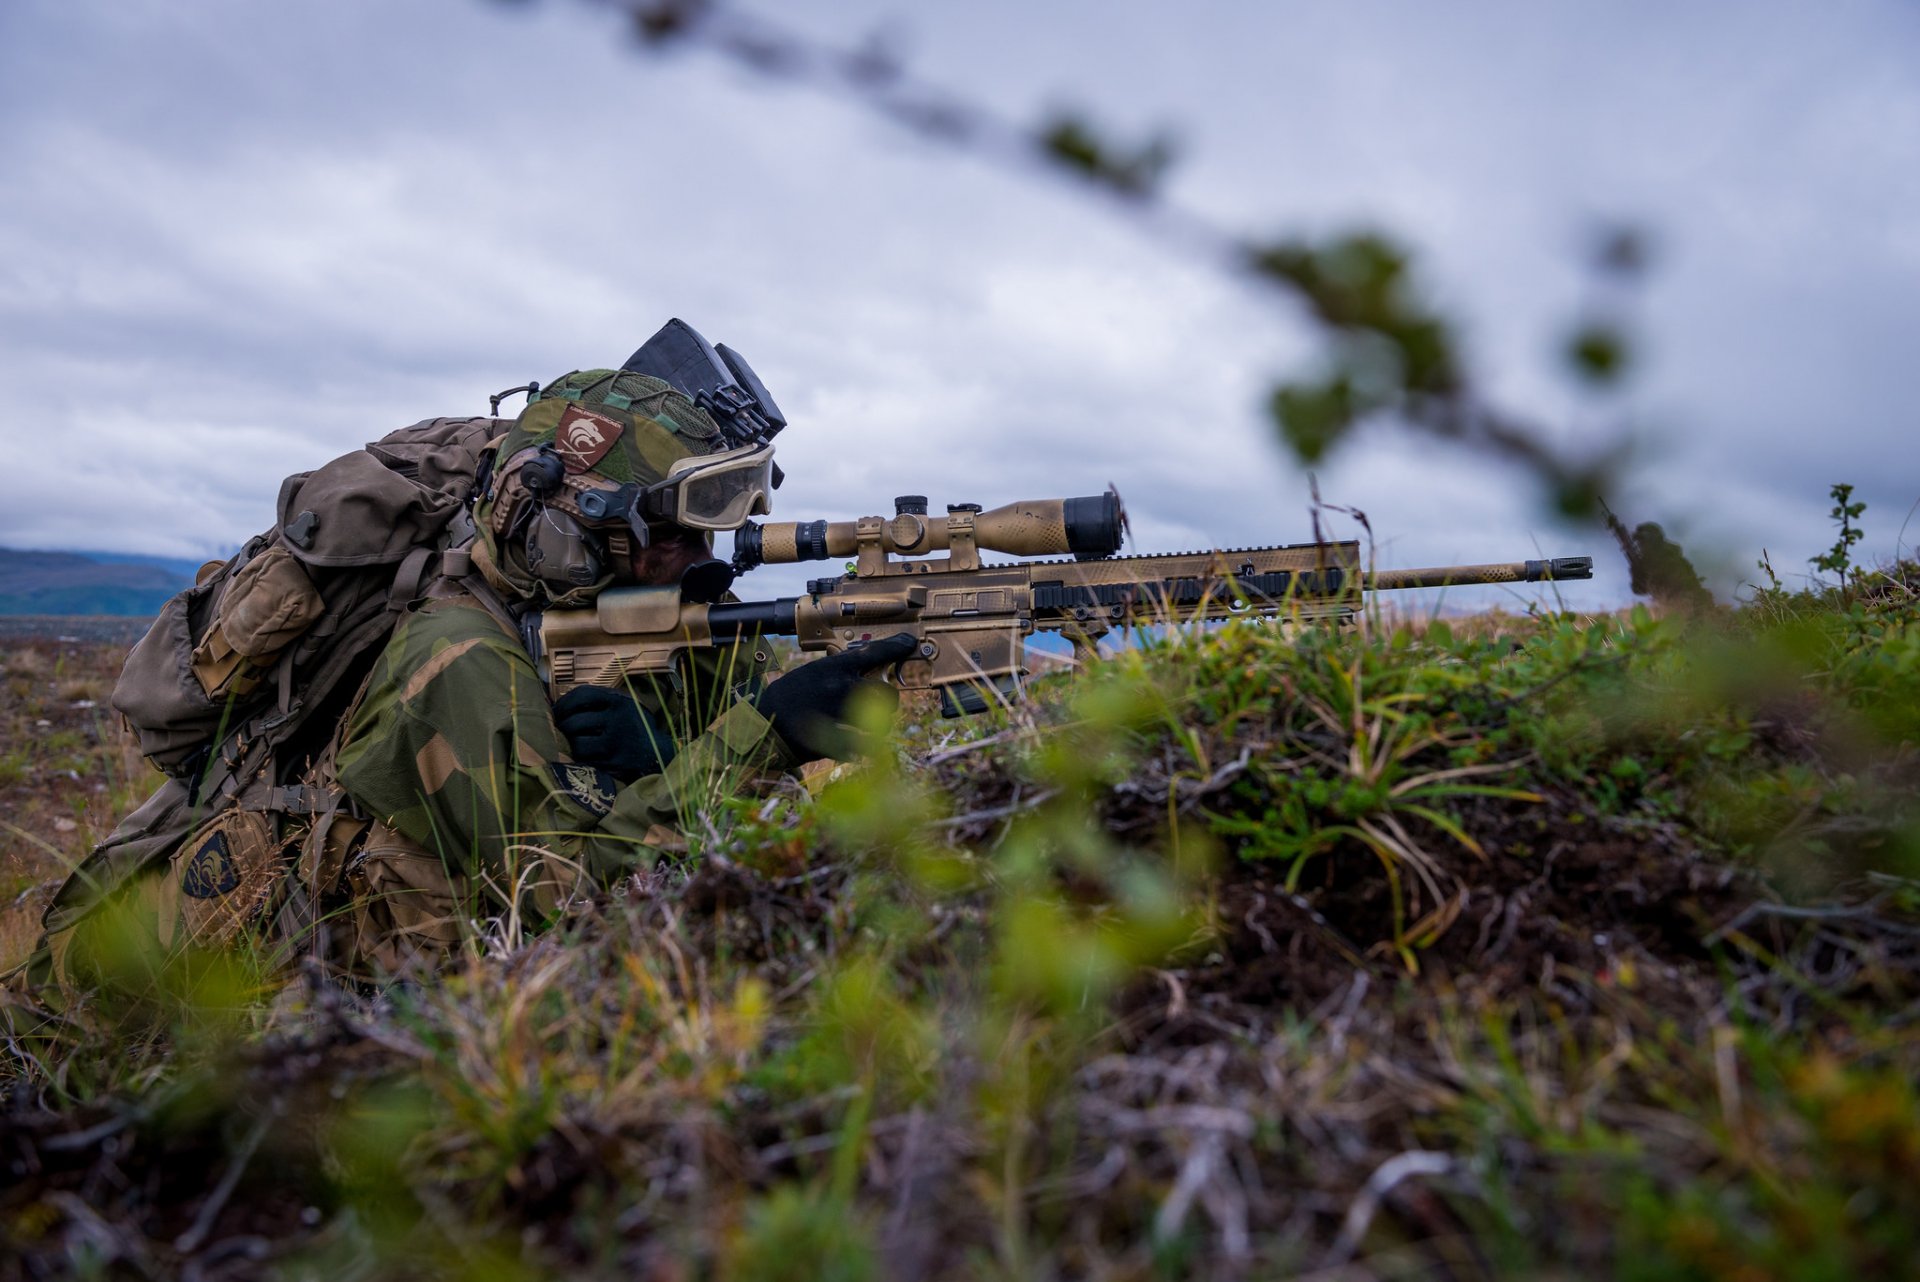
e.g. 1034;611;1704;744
181;831;240;899
548;762;619;817
555;405;624;473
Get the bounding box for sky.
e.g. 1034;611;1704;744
1;0;1915;610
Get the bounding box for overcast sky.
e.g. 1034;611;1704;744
1;0;1915;609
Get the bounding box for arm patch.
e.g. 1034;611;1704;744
548;762;619;818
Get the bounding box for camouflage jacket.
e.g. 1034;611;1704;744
334;593;788;890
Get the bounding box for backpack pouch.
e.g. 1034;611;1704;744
166;809;298;950
190;545;325;700
346;823;467;974
113;571;241;774
278;451;465;569
299;805;370;896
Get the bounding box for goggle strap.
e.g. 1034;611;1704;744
640;486;678;523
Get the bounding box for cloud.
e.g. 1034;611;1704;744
0;0;1914;616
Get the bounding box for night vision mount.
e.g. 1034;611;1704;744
622;318;788;454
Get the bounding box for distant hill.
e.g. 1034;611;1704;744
0;548;197;617
76;550;209;580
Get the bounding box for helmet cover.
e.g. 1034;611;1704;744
474;369;727;605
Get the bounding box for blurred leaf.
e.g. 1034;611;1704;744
1566;323;1630;386
1270;375;1360;463
731;1184;877;1282
628;0;712;44
1593;225;1652;277
1036;112;1177;199
1551;468;1609;523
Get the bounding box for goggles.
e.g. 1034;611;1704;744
571;441;776;537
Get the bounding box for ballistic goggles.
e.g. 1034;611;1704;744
572;441;776;537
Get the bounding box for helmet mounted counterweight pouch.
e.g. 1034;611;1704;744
621;317;787;453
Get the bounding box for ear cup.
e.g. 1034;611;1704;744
523;509;604;588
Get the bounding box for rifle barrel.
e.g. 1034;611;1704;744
1365;557;1593;590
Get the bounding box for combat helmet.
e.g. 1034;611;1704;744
474;367;775;608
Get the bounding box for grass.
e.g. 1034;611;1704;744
0;638;162;970
2;559;1918;1279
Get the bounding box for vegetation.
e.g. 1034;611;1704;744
3;519;1917;1279
0;636;160;972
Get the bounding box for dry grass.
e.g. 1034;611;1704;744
0;639;161;972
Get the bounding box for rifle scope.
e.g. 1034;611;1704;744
734;492;1124;569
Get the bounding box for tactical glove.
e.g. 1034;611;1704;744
754;632;918;762
552;684;677;783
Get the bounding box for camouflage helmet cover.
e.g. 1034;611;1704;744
474;369;726;605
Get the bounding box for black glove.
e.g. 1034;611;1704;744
754;632;919;761
552;685;677;783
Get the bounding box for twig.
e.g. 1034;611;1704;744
174;1101;281;1254
1325;1150;1454;1267
38;1109;142;1153
931;788;1059;830
756;1113;912;1165
46;1191;156;1278
1325;972;1371;1062
1152;1131;1224;1248
887;1108;928;1234
1081;1101;1256;1138
603;0;1629;532
1706;898;1918;946
919;728;1022;767
1153;968;1189;1021
770;863;844;890
1112;746;1257;808
1029;1145;1129;1202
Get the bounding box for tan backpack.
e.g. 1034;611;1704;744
28;416;504;985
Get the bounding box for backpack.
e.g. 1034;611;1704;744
29;416;505;984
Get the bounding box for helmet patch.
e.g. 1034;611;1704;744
555;405;625;474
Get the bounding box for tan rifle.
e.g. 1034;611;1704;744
533;492;1593;715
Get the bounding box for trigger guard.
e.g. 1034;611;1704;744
892;657;934;689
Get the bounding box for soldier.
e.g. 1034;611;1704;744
25;359;912;989
325;366;914;970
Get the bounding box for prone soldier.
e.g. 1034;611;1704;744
324;364;913;970
22;323;911;989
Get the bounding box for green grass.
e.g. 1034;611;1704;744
3;563;1918;1279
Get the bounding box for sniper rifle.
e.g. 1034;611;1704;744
531;492;1592;716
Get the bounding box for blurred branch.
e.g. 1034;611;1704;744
572;0;1633;523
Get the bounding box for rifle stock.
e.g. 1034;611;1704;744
533;493;1593;714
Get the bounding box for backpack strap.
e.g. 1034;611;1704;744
265;784;326;814
388;545;436;614
455;572;524;642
